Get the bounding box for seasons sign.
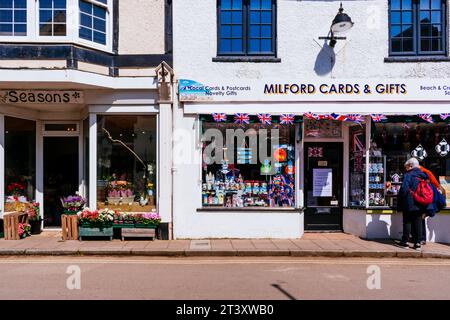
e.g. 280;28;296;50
0;90;84;104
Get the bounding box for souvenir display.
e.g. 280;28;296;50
411;144;428;161
435;138;449;157
368;155;386;207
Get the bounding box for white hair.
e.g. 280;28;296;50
405;157;420;168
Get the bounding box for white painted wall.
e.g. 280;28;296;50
344;210;450;244
119;0;166;55
173;0;450;80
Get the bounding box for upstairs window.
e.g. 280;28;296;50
218;0;276;56
389;0;446;55
79;0;107;45
39;0;67;36
0;0;27;36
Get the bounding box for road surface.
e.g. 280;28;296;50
0;256;450;299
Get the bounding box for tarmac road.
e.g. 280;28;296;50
0;256;450;300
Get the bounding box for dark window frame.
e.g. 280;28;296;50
389;0;447;56
217;0;277;57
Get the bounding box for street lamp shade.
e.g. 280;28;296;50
331;3;354;34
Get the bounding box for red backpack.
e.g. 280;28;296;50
410;178;434;206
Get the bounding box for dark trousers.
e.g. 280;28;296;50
402;211;423;244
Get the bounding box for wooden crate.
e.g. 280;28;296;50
79;226;113;241
121;227;156;241
3;211;29;240
61;214;79;241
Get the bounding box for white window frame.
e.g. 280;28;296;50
0;0;112;53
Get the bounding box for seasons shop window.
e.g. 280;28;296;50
4;116;36;211
389;0;446;55
218;0;276;56
202;118;296;208
97;115;157;212
370;119;450;208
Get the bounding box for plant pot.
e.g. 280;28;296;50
29;220;42;235
63;210;79;216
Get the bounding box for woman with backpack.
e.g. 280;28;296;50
396;158;432;250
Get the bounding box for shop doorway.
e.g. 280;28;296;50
304;142;343;231
43;137;79;227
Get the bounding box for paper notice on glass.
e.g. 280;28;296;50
313;168;333;197
439;176;450;208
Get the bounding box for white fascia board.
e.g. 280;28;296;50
0;69;157;90
182;102;450;115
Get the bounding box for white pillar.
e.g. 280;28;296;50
0;114;4;217
36;120;44;221
89;113;97;210
158;103;173;225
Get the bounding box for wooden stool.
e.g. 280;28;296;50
61;214;79;240
3;211;29;240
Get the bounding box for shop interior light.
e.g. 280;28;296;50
319;2;354;48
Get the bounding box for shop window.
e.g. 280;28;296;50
0;0;27;36
97;115;157;212
4;116;36;211
371;120;450;208
218;0;276;56
201;120;296;208
349;124;366;207
389;0;446;56
79;0;107;45
39;0;67;36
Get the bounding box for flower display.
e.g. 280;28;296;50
107;180;134;198
18;223;31;238
7;182;25;196
26;202;41;221
61;195;86;213
78;208;115;226
112;212;161;226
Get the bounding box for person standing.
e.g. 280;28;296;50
419;164;442;245
396;158;429;250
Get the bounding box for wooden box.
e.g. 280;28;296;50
78;226;113;241
3;211;29;240
121;227;156;241
61;214;79;241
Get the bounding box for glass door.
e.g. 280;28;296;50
304;142;343;231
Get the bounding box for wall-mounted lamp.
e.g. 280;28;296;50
319;3;354;48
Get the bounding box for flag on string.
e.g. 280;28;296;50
417;114;434;123
234;113;250;125
303;112;318;120
440;113;450;121
330;113;348;121
257;113;272;125
345;114;364;123
212;113;227;122
280;114;295;125
370;114;388;122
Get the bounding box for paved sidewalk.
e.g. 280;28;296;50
1;232;450;258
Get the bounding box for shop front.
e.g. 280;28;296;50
1;77;173;237
174;78;450;240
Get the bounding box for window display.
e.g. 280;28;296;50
4;117;36;212
97;115;157;212
201;120;296;208
349;125;366;207
371;120;450;208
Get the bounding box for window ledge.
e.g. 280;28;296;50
212;56;281;63
384;56;450;63
197;207;303;212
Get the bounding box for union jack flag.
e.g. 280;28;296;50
370;114;388;122
212;113;227;122
316;114;333;120
440;113;450;121
418;114;434;123
330;113;348;121
257;113;272;125
234;113;250;125
345;114;364;123
280;114;295;125
303;112;318;120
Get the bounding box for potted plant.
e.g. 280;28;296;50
135;212;161;228
26;202;42;235
18;222;31;239
106;177;135;205
61;195;86;215
77;208;115;240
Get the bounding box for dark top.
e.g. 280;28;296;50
397;167;429;213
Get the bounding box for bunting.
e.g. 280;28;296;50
417;114;434;123
280;114;295;125
212;113;227;122
257;113;272;125
234;113;250;125
370;114;388;122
